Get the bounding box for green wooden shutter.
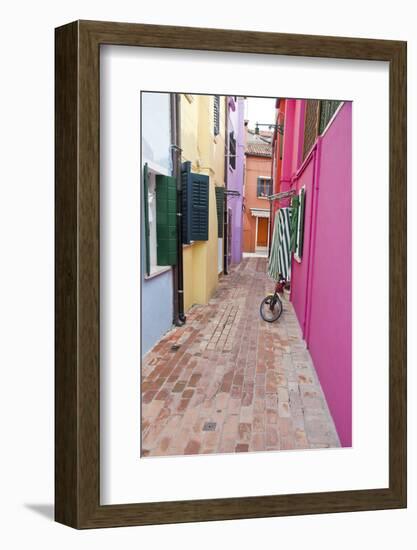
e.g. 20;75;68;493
190;172;209;241
143;163;151;276
181;162;209;243
156;175;177;266
297;188;306;259
181;162;192;244
215;186;224;238
290;195;299;253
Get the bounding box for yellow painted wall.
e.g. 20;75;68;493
182;245;193;312
181;94;226;311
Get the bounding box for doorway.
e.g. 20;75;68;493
257;217;269;247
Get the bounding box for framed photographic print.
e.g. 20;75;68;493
55;20;406;528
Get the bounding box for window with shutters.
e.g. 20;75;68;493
213;95;220;136
257;176;272;198
290;194;299;254
143;165;177;276
229;131;236;169
156;175;178;266
292;187;306;262
318;100;342;135
215;187;225;238
181;162;210;243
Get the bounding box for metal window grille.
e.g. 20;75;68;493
318;100;342;135
303;99;320;160
213;95;220;136
257;177;272;198
229;131;236;169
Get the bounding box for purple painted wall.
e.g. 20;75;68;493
289;101;352;447
227;97;245;265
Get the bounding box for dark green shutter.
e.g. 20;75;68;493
181;162;192;244
290;195;299;253
156;175;177;266
181;162;209;243
143;163;151;276
215;186;224;238
190;173;209;241
297;188;306;259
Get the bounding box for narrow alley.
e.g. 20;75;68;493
141;257;340;457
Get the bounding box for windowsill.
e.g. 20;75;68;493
144;265;172;280
257;196;270;200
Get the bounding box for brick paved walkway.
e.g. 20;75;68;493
141;257;340;457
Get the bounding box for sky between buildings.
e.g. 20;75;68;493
244;97;277;130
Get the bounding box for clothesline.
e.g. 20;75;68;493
267;189;296;201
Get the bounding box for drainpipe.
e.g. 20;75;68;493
268;116;278;257
170;93;186;325
223;97;229;274
304;137;322;344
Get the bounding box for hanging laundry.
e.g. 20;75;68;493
268;207;292;282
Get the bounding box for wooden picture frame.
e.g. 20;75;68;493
55;20;407;528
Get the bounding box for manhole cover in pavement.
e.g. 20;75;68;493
202;422;217;432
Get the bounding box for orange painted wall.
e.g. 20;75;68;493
272;99;285;217
268;99;286;246
243;153;272;252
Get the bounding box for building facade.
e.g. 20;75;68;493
226;96;245;266
180;94;226;311
243;129;272;254
271;98;352;446
141;92;175;356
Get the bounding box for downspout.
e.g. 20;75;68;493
268;122;277;257
223;98;229;274
304;137;322;343
170;93;186;325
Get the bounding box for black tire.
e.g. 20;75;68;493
260;294;283;322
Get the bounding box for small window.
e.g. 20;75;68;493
213;95;220;136
291;187;306;262
229;131;236;169
257;177;272;198
215;187;225;237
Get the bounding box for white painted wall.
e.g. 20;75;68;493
218;237;223;273
141;91;172;174
0;1;415;548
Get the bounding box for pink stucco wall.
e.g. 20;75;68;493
290;159;315;333
290;102;352;447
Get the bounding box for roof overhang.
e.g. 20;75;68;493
250;208;270;218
